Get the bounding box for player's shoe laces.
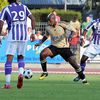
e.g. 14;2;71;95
17;74;23;89
39;72;48;80
2;84;12;89
73;76;80;82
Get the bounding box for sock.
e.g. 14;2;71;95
19;67;24;75
5;61;12;85
5;74;11;85
41;60;47;72
18;59;25;75
80;62;86;72
76;68;85;80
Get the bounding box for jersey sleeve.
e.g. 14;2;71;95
58;22;68;29
66;24;77;32
0;7;7;22
58;22;77;32
25;6;32;17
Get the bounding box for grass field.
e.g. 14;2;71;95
0;73;100;100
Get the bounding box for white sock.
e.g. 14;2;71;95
19;67;24;75
6;74;11;85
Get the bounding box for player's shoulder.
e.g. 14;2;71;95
58;21;69;27
58;21;68;25
0;5;10;14
45;25;51;31
21;3;27;7
19;3;29;9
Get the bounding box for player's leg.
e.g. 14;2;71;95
39;45;57;80
2;42;17;89
60;48;87;84
68;56;88;84
17;42;26;89
80;55;88;71
73;55;88;82
74;44;96;82
3;55;13;89
17;55;25;76
17;55;25;89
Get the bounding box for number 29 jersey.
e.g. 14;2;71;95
0;3;31;41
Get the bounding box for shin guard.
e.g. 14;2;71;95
5;61;12;75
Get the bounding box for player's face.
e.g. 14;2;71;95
49;15;57;26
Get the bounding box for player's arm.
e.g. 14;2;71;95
34;36;48;48
0;20;4;36
34;27;50;49
28;14;36;31
28;14;36;41
83;20;94;39
34;32;49;49
0;7;8;36
25;6;36;41
80;21;94;46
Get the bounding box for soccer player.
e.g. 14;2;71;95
35;13;88;84
0;0;35;89
80;16;93;58
73;18;100;82
69;16;81;63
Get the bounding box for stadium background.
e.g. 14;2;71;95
0;0;100;73
0;2;100;100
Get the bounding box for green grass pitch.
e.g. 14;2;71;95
0;73;100;100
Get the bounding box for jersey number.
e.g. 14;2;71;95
11;11;25;21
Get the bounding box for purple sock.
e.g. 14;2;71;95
5;61;12;75
18;59;25;68
80;62;86;72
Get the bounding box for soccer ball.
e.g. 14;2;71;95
23;69;33;79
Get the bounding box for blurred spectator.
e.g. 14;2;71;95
27;27;32;40
81;16;93;40
69;16;81;63
35;31;43;40
80;15;93;58
52;9;61;23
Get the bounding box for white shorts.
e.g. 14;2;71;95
6;41;27;56
83;43;100;59
80;40;90;58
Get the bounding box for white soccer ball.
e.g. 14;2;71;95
23;69;33;79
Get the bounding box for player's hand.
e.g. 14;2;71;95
34;43;42;49
0;33;5;36
30;34;35;42
80;38;85;46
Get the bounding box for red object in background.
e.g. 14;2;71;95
69;36;79;45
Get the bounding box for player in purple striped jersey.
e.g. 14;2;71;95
0;0;35;89
74;18;100;82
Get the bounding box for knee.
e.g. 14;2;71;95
40;52;47;60
81;57;86;64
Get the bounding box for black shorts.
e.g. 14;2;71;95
48;45;73;61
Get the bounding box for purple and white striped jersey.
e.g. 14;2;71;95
0;3;31;41
86;18;100;45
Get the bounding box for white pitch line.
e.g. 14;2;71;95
0;71;100;75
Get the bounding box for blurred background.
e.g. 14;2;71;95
0;0;100;64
